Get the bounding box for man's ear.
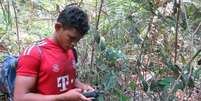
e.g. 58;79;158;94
55;22;63;31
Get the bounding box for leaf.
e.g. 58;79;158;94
180;12;187;30
165;60;180;77
131;0;144;3
172;65;181;76
97;95;105;101
105;47;126;65
150;77;175;92
181;70;189;87
198;59;201;65
150;80;161;92
132;34;143;45
193;67;201;79
159;77;174;85
180;54;187;64
143;1;153;11
99;36;106;51
115;89;130;101
94;32;100;43
173;81;185;93
184;2;201;21
158;77;175;91
120;95;130;101
130;80;136;91
103;71;117;90
139;75;148;92
188;77;194;88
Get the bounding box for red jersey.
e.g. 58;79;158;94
17;38;77;94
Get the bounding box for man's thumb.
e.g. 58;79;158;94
74;88;83;92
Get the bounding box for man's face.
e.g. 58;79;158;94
56;27;82;51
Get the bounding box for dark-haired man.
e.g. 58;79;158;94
14;6;94;101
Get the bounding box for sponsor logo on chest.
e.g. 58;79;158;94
52;64;60;72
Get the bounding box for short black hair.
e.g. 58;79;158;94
57;6;89;36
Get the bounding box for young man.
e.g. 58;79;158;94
14;6;94;101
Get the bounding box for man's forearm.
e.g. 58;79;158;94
14;93;65;101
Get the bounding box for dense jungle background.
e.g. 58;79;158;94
0;0;201;101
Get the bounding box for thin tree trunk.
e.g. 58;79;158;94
90;0;104;68
174;0;181;64
12;1;20;54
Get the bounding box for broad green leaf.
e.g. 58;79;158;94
115;89;130;101
158;77;175;91
193;67;201;79
159;77;174;85
139;75;148;92
103;71;117;90
120;95;130;101
130;80;136;91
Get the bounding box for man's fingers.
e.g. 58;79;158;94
80;94;94;101
73;88;83;93
85;85;95;91
88;97;95;100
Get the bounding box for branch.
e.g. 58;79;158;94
12;1;20;54
188;48;201;65
95;0;104;30
27;0;34;30
32;18;56;21
166;48;201;101
174;0;181;64
0;0;6;21
188;48;201;74
186;21;201;87
192;22;201;35
90;0;104;68
78;0;83;7
167;0;181;100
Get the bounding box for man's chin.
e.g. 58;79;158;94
64;47;72;50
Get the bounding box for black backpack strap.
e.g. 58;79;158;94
72;48;78;63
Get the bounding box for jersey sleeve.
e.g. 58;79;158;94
16;45;41;77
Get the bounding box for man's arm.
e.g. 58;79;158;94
74;79;94;91
14;76;91;101
14;76;60;101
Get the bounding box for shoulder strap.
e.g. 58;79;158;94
72;48;78;63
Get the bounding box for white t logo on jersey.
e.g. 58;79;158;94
57;75;69;92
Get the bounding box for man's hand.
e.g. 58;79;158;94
62;88;93;101
82;84;95;92
82;90;101;98
75;79;95;92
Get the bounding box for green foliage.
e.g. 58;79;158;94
130;80;136;91
1;0;201;100
103;71;117;90
115;89;130;101
150;77;175;92
104;48;126;65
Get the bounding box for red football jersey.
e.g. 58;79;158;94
17;38;77;94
